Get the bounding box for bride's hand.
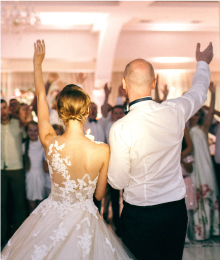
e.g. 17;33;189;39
34;40;45;65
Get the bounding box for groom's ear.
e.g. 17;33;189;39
122;78;127;90
151;78;157;90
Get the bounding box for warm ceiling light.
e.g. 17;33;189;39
152;57;194;63
150;23;192;31
39;12;106;26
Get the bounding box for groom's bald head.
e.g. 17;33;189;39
123;59;155;91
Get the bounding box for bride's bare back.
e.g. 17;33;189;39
46;133;110;201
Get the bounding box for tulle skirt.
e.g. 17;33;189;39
1;197;135;260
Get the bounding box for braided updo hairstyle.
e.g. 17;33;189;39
57;84;91;125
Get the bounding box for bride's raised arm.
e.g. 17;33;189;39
33;40;56;149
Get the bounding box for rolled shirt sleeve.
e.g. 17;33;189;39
163;61;210;123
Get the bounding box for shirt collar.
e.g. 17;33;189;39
129;96;153;108
125;96;152;114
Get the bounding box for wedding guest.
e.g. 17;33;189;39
108;42;214;260
105;106;125;145
188;82;219;240
98;84;113;139
208;108;220;191
49;94;65;129
19;103;33;127
1;99;27;245
23;121;46;214
154;74;169;103
214;118;220;190
83;102;105;143
181;128;197;242
31;72;59;116
99;83;127;142
9;98;20;119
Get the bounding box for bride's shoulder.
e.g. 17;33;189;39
94;141;110;153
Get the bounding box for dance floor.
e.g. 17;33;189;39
103;195;220;260
183;237;220;260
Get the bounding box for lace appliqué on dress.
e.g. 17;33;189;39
77;229;93;258
1;253;9;260
76;217;91;231
31;222;68;260
31;140;99;259
105;237;116;254
76;217;94;258
33;141;99;219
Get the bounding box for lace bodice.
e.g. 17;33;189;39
1;139;134;260
47;140;99;204
31;140;99;220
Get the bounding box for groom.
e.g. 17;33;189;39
107;42;213;260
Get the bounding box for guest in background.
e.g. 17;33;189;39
207;107;220;192
189;82;219;240
9;98;20;119
154;74;169;103
98;83;112;139
99;83;127;141
23;121;46;214
213;115;220;191
19;103;33;128
31;72;59;116
83;102;105;143
1;99;27;246
181;128;197;242
105;106;125;145
49;94;65;128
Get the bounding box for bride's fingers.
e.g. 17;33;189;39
37;40;43;53
42;40;45;54
34;40;45;55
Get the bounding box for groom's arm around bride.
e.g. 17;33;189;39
107;42;213;260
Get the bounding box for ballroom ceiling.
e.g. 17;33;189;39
1;1;220;87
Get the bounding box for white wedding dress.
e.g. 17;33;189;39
1;139;134;260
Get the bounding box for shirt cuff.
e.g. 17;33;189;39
197;61;210;75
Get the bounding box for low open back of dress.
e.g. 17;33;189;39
46;138;99;205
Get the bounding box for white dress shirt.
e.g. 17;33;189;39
105;121;114;145
108;61;210;206
1;118;26;170
98;113;111;142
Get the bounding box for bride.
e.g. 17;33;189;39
1;40;134;260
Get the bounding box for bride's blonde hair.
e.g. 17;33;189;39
57;84;91;124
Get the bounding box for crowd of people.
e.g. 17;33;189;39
1;40;219;260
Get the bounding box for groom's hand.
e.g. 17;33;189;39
196;42;213;64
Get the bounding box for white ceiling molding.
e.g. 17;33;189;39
1;1;219;84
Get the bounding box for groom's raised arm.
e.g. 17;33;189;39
107;124;130;190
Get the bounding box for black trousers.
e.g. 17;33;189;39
1;169;27;242
121;198;187;260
